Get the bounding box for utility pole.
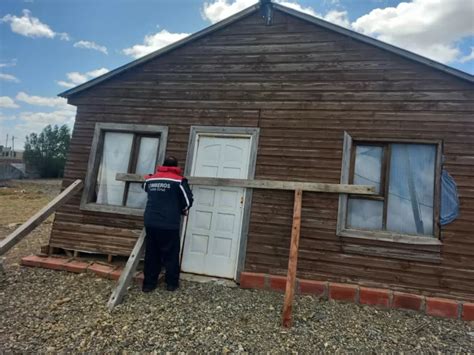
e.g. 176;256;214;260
5;134;8;148
11;136;16;157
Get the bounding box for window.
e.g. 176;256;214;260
81;123;168;215
338;133;441;244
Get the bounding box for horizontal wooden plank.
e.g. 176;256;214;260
116;173;376;195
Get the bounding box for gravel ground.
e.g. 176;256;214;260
1;179;473;352
1;268;473;353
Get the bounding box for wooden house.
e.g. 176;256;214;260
51;1;474;302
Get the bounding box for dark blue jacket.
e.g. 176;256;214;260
143;166;193;230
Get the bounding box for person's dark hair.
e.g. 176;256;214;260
163;156;178;167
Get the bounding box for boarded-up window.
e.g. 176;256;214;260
346;142;437;237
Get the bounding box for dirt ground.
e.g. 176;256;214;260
0;179;473;352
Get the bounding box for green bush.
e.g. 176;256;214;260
23;124;71;178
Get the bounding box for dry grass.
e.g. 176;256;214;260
0;179;61;267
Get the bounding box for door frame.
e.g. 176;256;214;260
183;126;260;281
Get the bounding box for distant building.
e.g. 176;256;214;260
0;145;25;180
0;145;23;161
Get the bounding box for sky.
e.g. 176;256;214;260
1;0;473;150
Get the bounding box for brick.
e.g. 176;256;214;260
269;275;287;292
299;279;327;297
239;272;266;289
393;292;423;311
329;283;358;302
360;287;390;308
37;257;69;270
21;255;44;267
87;263;114;278
63;260;89;273
426;297;459;319
109;268;123;280
461;302;474;321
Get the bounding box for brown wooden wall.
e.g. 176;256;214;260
50;9;474;300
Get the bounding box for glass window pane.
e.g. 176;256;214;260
387;144;436;236
353;145;383;194
96;132;133;206
347;198;383;230
126;137;160;208
135;137;160;175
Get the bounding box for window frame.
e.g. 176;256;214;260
80;123;168;216
337;132;443;245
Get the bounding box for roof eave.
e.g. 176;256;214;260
58;3;260;98
273;3;473;84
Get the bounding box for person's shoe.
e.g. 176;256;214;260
142;285;157;293
166;284;178;292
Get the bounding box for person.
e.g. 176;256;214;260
142;156;193;292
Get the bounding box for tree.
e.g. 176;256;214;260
24;124;71;178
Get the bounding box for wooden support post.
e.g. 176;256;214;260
107;228;146;310
282;189;303;328
0;179;83;256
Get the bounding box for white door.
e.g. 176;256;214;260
181;135;251;279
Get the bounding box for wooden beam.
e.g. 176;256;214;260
107;228;146;310
282;189;303;328
0;179;83;256
116;173;376;195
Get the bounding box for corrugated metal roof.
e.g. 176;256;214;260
59;1;473;98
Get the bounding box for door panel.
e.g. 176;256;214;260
181;135;251;278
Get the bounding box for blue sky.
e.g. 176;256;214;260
1;0;473;149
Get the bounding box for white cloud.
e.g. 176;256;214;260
56;80;75;89
19;109;76;129
0;96;19;108
0;59;17;68
0;107;76;149
16;92;70;109
56;67;109;88
1;9;69;40
275;1;317;17
323;10;350;28
123;29;190;59
73;40;108;54
459;47;474;63
0;73;20;83
201;0;257;23
1;92;77;148
351;0;474;64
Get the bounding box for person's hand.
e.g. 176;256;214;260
182;209;189;216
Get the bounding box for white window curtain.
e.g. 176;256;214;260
126;137;160;208
347;145;383;230
96;132;133;206
346;143;436;236
386;144;436;236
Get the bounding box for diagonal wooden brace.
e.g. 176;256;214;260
107;228;146;310
0;179;83;256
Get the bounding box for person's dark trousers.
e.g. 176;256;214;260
143;227;180;289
